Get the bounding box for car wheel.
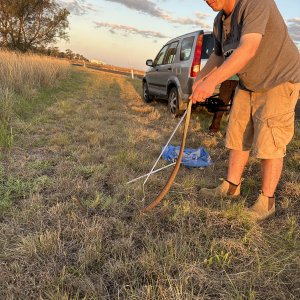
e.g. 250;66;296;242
143;81;153;103
168;87;183;116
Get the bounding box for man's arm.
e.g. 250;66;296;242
190;33;262;103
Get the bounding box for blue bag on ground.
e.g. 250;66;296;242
162;145;213;168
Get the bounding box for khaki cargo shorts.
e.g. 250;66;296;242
226;82;300;159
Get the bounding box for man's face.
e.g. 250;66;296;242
205;0;227;12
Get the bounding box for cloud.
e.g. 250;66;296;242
174;12;211;29
287;18;300;43
94;22;170;39
105;0;169;18
104;0;211;29
58;0;97;16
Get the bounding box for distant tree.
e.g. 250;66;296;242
58;51;65;58
65;48;74;60
0;0;69;52
49;46;60;57
74;53;88;61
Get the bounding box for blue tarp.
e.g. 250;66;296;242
162;145;213;168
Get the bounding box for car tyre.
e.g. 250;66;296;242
168;87;184;117
143;81;153;103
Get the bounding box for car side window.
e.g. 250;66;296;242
201;34;214;59
154;45;169;66
163;42;179;65
180;36;195;61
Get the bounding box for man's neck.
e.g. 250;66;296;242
223;0;237;16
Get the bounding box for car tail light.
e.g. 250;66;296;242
190;34;203;78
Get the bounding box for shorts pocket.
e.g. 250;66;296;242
274;82;296;99
267;112;295;148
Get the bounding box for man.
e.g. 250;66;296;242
191;0;300;220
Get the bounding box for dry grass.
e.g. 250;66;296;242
0;50;70;147
0;68;299;299
0;50;70;95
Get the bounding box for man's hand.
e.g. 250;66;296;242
190;78;217;104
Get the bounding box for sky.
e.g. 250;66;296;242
56;0;300;70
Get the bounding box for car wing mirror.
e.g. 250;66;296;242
146;59;154;67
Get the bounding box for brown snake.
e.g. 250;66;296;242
140;100;193;214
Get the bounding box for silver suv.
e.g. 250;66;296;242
143;30;214;116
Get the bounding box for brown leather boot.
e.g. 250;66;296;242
199;179;241;197
247;193;275;221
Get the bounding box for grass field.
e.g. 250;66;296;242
0;50;70;147
0;67;299;299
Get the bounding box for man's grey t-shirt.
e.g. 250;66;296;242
213;0;300;92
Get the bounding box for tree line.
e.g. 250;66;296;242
39;46;89;61
0;0;88;60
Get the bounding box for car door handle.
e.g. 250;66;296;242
168;67;172;71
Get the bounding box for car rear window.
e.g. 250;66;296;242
201;34;214;59
180;36;195;61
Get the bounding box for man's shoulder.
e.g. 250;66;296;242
240;0;275;10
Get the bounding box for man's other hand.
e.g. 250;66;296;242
190;79;216;104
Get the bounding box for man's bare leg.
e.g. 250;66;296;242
247;158;282;220
227;149;250;185
261;158;283;197
199;149;248;196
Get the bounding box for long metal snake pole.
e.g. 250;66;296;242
140;100;193;214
